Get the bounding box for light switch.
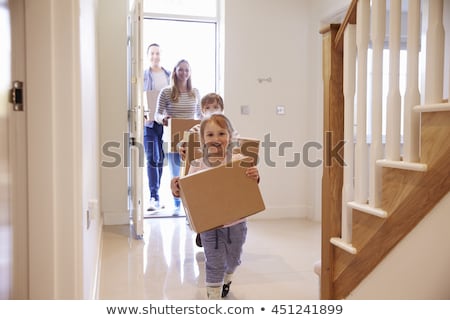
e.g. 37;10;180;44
276;105;285;115
241;105;250;115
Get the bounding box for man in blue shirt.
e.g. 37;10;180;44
143;43;170;211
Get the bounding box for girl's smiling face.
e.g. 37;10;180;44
203;121;230;160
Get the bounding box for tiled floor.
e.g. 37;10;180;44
98;216;321;300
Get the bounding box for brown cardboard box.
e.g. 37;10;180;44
178;156;265;233
236;137;260;165
180;131;202;177
180;133;260;176
167;118;201;152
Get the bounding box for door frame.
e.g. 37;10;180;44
128;0;144;238
8;0;29;299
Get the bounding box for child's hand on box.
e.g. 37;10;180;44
245;167;260;182
178;142;187;160
171;177;181;197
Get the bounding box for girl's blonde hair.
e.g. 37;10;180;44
170;59;195;102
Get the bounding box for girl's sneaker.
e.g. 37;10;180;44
221;281;231;297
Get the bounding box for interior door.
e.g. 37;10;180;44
129;0;144;238
0;0;28;299
0;0;13;300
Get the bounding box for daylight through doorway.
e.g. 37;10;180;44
142;17;217;218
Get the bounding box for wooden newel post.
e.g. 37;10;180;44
319;24;344;300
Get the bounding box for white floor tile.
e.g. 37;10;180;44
99;217;321;300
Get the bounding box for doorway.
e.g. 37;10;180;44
141;17;218;217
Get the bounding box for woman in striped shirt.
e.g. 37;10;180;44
155;59;201;212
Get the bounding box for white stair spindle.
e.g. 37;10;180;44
386;0;402;161
425;0;444;103
342;25;357;243
403;0;421;163
369;0;386;208
354;0;370;204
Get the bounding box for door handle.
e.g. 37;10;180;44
9;80;24;111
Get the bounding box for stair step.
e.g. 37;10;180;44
376;159;427;172
414;102;450;112
330;237;357;254
347;201;388;218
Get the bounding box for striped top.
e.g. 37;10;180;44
155;87;202;123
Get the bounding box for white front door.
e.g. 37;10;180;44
129;0;144;238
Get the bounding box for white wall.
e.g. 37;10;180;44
25;0;103;299
80;0;103;299
223;0;312;221
98;0;129;225
26;0;84;298
348;192;450;299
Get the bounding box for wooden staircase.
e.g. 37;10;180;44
333;107;450;299
320;0;450;299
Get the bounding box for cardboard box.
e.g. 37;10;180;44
166;118;200;152
180;131;202;177
180;133;260;176
236;137;260;165
178;157;265;233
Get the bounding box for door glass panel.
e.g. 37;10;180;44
143;18;216;96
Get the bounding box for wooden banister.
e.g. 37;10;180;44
335;0;358;48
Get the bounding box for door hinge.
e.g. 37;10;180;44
9;81;24;111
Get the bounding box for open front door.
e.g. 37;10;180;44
128;0;144;238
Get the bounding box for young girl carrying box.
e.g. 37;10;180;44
171;114;260;299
